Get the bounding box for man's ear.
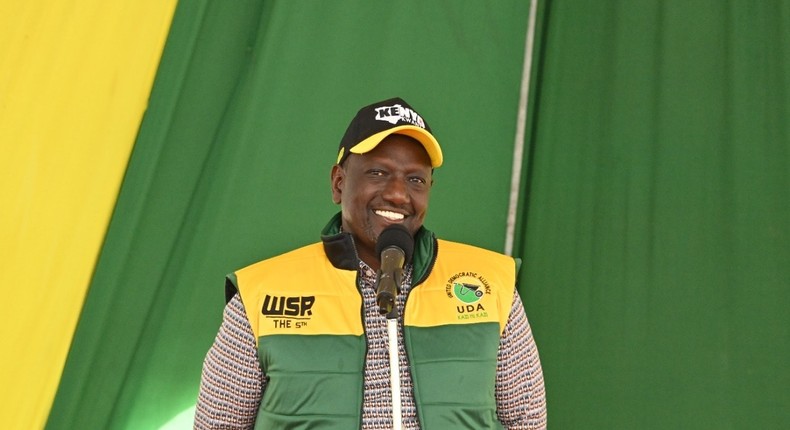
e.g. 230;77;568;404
330;164;344;204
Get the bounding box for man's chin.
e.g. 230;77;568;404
361;216;420;246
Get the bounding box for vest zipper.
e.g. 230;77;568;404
348;235;367;430
357;267;368;430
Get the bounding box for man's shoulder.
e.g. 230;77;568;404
434;238;519;276
236;241;325;275
436;239;510;260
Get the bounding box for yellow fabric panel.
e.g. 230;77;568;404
235;243;364;338
0;1;177;428
405;240;516;333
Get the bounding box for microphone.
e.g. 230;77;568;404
374;224;414;317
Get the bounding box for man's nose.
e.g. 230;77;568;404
382;176;409;205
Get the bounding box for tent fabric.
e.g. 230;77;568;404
0;1;177;429
4;0;784;429
516;1;789;428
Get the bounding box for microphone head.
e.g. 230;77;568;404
375;224;415;262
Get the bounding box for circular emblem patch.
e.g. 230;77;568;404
453;283;484;304
446;272;492;303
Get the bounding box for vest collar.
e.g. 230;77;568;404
320;212;437;283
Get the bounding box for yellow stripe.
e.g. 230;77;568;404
0;1;177;428
236;243;364;338
405;240;516;333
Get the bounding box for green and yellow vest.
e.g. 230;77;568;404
227;215;517;429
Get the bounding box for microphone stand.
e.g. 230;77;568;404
375;225;412;430
377;258;404;430
386;310;402;430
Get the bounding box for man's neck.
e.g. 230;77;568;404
359;252;380;272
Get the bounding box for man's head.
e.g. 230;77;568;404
331;97;442;269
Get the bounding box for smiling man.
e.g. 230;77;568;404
195;97;547;429
332;133;433;271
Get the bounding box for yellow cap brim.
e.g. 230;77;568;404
348;125;443;168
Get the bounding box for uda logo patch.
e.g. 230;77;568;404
446;272;492;320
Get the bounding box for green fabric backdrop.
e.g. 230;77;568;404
516;0;789;428
48;0;789;429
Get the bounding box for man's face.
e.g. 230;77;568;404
331;134;433;269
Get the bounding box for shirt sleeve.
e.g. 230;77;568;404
495;288;547;429
194;293;265;429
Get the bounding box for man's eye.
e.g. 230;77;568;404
409;177;427;184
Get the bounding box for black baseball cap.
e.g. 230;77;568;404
336;97;443;168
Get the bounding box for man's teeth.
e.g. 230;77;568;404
375;210;404;221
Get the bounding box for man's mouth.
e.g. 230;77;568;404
374;209;405;221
